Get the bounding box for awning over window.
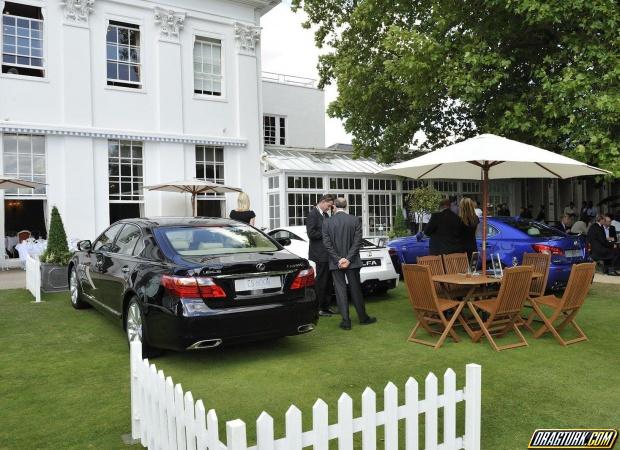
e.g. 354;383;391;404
262;148;386;174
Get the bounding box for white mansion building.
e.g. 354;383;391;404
1;0;614;253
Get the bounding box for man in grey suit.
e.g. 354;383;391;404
322;197;377;330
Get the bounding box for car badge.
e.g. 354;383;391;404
573;240;579;247
256;263;266;271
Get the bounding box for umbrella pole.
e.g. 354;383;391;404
192;193;197;217
482;164;489;275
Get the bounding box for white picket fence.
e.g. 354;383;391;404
130;341;481;450
25;255;41;303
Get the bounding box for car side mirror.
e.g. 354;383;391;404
275;237;291;247
78;240;92;251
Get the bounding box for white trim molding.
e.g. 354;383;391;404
60;0;95;24
233;22;261;56
0;122;247;147
154;7;185;42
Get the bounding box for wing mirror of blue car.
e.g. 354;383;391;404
77;240;92;251
275;237;291;247
415;232;424;242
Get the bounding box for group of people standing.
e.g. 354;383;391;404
306;195;377;330
424;197;480;258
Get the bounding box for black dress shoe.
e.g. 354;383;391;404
339;320;352;330
318;310;333;317
360;316;377;325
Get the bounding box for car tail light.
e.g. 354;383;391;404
162;275;226;298
532;244;565;256
290;268;315;289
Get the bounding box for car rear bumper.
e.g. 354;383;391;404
145;290;318;351
547;261;584;290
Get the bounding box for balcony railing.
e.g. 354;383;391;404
262;71;317;88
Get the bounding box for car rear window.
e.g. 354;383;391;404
502;219;563;238
158;225;278;256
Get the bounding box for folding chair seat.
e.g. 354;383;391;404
402;264;469;349
467;266;533;351
524;262;595;346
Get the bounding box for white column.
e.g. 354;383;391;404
233;22;263;225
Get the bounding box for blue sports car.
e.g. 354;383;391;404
387;217;588;291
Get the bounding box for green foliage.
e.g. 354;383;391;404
40;206;72;265
407;185;443;232
292;0;620;175
388;210;409;239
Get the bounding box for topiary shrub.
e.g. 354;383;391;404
40;206;72;265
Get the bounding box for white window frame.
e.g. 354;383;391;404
263;115;286;146
193;35;223;97
2;133;46;197
108;139;144;203
1;2;45;77
106;20;142;89
268;193;280;229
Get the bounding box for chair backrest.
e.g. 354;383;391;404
417;255;445;276
560;263;596;311
522;252;551;297
402;264;440;313
17;230;31;242
443;253;469;275
494;266;534;315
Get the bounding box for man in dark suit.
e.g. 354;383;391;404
322;197;377;330
424;198;463;255
305;194;336;316
587;214;619;275
555;214;574;234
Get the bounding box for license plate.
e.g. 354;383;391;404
565;249;582;258
362;259;382;267
234;276;281;292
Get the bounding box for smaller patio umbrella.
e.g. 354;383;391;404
143;179;242;216
0;176;45;190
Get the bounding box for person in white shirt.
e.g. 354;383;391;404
563;202;577;218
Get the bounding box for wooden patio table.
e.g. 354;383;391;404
432;272;543;301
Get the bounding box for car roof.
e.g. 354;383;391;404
116;217;244;227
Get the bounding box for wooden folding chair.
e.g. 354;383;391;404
522;253;551;298
467;266;533;351
417;255;446;294
443;253;479;298
402;264;468;349
524;263;595;346
442;253;469;274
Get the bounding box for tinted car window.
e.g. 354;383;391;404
93;224;124;252
159;224;278;256
475;223;499;238
137;237;164;261
115;224;142;256
501;219;563;238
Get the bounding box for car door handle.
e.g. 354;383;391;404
121;266;130;274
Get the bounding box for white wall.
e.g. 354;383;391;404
261;80;325;148
0;0;269;240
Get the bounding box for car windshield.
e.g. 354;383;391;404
501;219;564;238
158;225;278;256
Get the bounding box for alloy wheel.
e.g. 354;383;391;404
70;270;78;305
126;301;143;343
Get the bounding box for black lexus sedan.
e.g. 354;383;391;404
68;218;317;356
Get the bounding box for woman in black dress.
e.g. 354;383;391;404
459;197;480;259
229;192;256;225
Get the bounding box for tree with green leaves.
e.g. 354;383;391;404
407;185;444;232
40;206;72;265
388;209;409;239
292;0;620;175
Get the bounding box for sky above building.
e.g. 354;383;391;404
261;2;352;147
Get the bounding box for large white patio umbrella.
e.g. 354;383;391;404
378;134;609;273
143;179;242;216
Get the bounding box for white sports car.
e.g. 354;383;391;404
267;226;399;294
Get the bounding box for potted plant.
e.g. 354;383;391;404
39;206;73;292
406;185;443;233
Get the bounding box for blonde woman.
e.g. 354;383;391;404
230;192;256;226
459;197;480;258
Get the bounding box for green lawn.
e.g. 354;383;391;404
1;284;618;449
